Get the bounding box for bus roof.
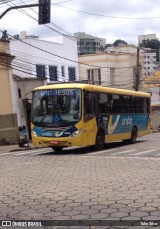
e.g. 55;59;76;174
33;83;151;98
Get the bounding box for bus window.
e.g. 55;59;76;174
98;93;109;114
143;98;149;113
122;96;131;113
112;94;122;114
84;91;95;122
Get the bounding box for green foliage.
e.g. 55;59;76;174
139;39;160;61
113;39;127;47
139;39;160;49
104;44;112;49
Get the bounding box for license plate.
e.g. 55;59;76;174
51;141;59;145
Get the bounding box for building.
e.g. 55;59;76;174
142;67;160;130
10;33;79;83
143;48;157;76
138;33;157;44
78;45;144;90
0;33;19;144
74;32;106;55
138;34;159;77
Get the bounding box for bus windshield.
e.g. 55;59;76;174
32;89;81;125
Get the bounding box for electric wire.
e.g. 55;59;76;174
55;4;160;20
1;29;137;70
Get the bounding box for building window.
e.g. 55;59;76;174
61;66;65;77
87;69;101;85
36;65;45;78
98;69;101;85
110;68;115;85
98;93;109;114
49;65;58;81
68;67;76;81
18;88;21;98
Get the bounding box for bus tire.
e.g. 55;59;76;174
95;130;105;151
52;146;64;152
130;127;137;144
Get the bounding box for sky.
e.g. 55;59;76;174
1;0;160;45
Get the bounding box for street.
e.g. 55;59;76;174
0;132;160;228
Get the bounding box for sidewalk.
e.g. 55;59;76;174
0;142;46;154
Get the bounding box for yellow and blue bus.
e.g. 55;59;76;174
31;83;151;152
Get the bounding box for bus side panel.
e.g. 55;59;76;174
99;114;150;143
82;117;97;146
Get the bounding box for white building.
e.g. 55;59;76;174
143;48;157;76
10;34;79;83
79;45;144;90
74;32;106;55
9;34;79;138
138;33;157;44
138;34;158;76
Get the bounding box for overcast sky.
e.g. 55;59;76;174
1;0;160;45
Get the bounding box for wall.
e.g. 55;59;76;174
78;46;144;90
10;36;79;82
152;106;160;130
0;40;19;144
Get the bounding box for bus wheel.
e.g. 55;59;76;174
52;146;64;152
95;130;105;150
130;127;137;144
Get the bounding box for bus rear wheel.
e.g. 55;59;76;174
52;146;64;152
95;130;105;151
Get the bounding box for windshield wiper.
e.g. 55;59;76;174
39;114;51;124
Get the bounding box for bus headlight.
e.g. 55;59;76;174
69;129;83;138
31;130;39;137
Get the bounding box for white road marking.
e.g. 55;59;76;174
89;148;119;155
104;156;160;160
110;149;135;155
13;148;51;156
0;152;16;156
0;148;49;156
130;149;155;156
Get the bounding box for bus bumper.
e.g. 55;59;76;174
31;133;83;148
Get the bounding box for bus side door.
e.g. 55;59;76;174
83;90;97;146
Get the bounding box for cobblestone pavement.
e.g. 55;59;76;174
0;133;160;229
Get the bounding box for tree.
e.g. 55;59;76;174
113;39;127;47
139;39;160;61
104;44;112;49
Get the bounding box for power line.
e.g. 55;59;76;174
55;4;160;20
1;30;137;70
0;59;138;88
6;0;77;42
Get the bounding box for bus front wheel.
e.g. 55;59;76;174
52;146;64;152
95;130;105;151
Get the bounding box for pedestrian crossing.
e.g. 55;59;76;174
90;147;160;158
0;146;160;158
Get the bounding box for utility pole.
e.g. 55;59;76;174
135;47;140;91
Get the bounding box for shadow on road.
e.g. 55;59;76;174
37;139;147;156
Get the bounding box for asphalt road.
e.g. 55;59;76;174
0;132;160;229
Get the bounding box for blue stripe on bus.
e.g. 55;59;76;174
109;114;149;134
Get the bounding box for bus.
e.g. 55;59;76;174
31;83;151;152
